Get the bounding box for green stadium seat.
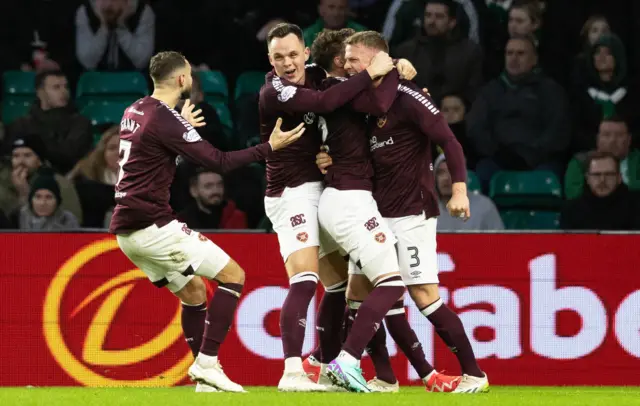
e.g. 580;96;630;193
235;71;266;100
211;101;233;130
3;71;36;96
489;170;563;209
467;170;481;194
76;71;147;104
501;210;560;230
81;102;130;127
2;98;32;124
198;70;228;102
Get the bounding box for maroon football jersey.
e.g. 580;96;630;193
369;80;466;219
259;65;373;197
320;70;400;191
109;96;271;234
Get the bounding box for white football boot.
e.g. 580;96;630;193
195;383;218;393
278;371;327;392
318;364;348;392
367;377;400;393
452;372;490;393
188;357;245;393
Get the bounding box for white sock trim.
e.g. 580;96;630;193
421;298;444;317
218;286;241;298
290;272;319;285
386;308;405;316
181;301;206;307
325;279;347;292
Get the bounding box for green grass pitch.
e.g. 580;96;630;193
2;386;640;406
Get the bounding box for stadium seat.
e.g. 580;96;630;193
81;102;129;127
467;170;481;194
3;71;36;96
2;98;32;124
489;170;563;209
501;210;561;230
234;71;266;100
211;101;233;131
198;70;228;102
76;71;147;104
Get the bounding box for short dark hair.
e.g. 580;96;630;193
508;34;538;54
310;28;355;72
267;23;304;45
426;0;458;19
149;51;188;82
190;167;223;187
35;70;65;90
601;114;629;128
586;150;620;172
344;30;389;53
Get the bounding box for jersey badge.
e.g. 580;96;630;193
278;86;297;102
375;232;386;243
183;129;202;143
377;115;387;128
297;232;309;243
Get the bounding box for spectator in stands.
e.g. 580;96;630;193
435;154;504;231
439;93;476;167
67;126;119;228
10;172;80;231
571;15;610;89
0;135;82;221
303;0;366;46
178;169;248;230
75;0;155;71
571;33;639;153
560;152;640;230
565;116;640;199
0;209;10;229
393;0;483;104
7;70;93;175
467;36;570;190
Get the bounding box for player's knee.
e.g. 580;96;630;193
346;274;372;301
285;246;319;277
318;251;348;287
408;283;440;308
215;259;246;285
176;276;207;305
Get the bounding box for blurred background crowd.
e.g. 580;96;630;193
0;0;639;232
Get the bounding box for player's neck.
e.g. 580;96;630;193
150;90;181;109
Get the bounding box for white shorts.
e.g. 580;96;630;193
319;188;398;281
116;220;230;293
386;214;439;285
264;182;337;262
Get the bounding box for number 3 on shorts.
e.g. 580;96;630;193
408;246;420;267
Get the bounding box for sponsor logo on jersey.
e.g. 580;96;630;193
182;129;202;143
128;107;144;116
297;232;309;243
377;115;387;128
375;232;386;243
278;86;297;102
370;136;394;151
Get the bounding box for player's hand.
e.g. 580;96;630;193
446;183;471;221
366;52;394;79
11;167;29;198
316;148;333;174
268;118;306;151
180;99;206;128
397;59;417;80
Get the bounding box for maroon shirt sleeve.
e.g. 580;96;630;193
154;106;272;173
267;70;373;114
349;69;399;116
403;87;467;183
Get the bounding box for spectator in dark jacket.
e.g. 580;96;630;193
467;36;570;190
67;126;119;228
178;169;248;230
561;151;640;230
8;70;93;175
393;0;483;104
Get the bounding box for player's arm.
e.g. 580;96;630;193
349;69;400;116
406;92;470;218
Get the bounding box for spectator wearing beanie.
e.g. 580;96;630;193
0;134;82;220
11;172;80;230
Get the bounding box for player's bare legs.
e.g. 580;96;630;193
186;259;246;393
408;283;488;392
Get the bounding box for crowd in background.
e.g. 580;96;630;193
0;0;639;232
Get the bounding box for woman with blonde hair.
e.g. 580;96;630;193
67;125;119;227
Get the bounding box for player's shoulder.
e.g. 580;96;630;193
396;80;440;115
320;76;347;90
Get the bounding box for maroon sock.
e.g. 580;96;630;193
311;280;347;363
343;276;405;360
341;303;358;344
385;300;434;379
366;322;397;384
280;272;318;358
423;299;483;377
181;302;207;357
199;283;243;356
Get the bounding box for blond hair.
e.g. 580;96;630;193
68;126;119;183
344;30;389;53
